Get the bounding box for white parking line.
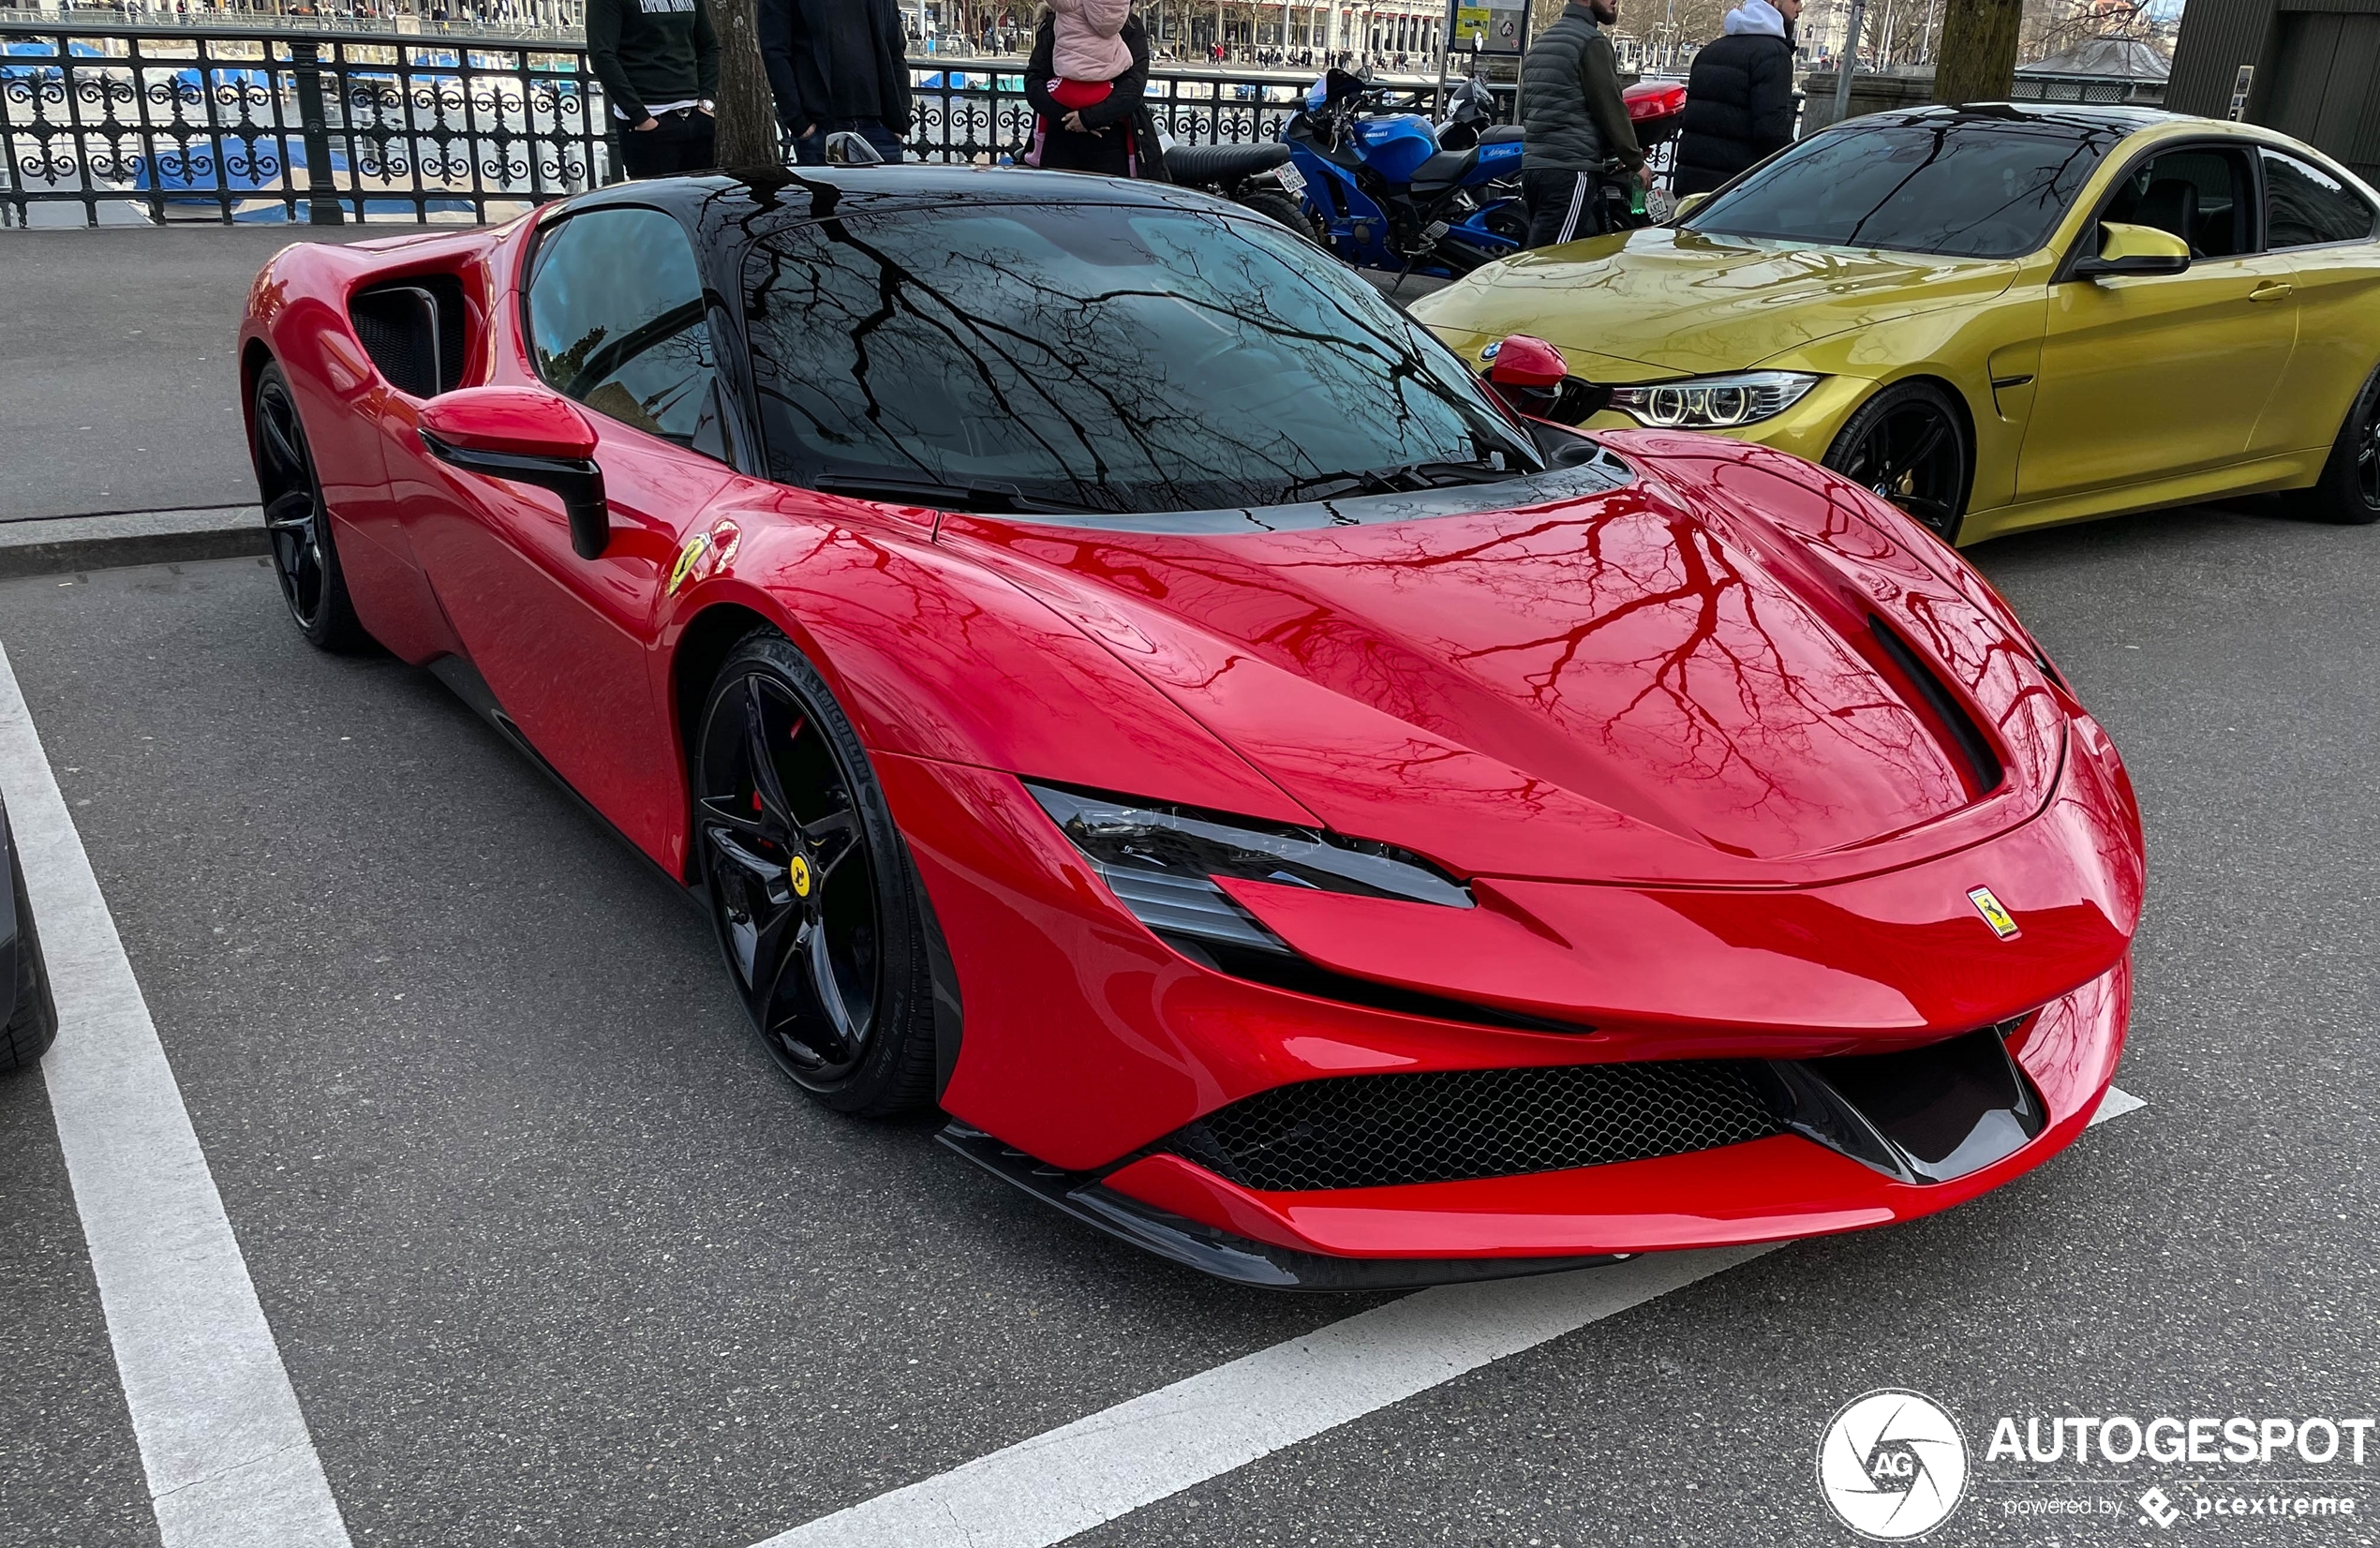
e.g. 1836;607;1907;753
761;1089;2148;1548
0;646;352;1548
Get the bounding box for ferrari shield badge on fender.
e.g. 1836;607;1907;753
667;533;710;597
1968;886;2020;941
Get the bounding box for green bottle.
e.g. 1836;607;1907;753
1629;181;1647;218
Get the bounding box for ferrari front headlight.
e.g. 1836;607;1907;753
1026;782;1470;955
1606;370;1820;429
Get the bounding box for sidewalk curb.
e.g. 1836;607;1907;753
0;507;268;579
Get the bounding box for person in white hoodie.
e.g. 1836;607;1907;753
1673;0;1800;196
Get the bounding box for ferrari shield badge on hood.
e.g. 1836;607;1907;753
1968;886;2021;941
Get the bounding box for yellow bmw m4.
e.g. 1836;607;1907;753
1409;105;2380;543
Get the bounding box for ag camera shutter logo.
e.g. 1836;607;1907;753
1818;1390;1971;1540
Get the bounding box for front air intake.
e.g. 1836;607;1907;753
1157;1060;1784;1192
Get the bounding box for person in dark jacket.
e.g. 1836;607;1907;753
587;0;719;178
1023;7;1158;177
759;0;913;164
1673;0;1800;196
1518;0;1644;247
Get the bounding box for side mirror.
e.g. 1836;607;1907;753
418;387;611;560
1484;334;1568;390
1481;335;1596;425
823;129;885;166
1673;191;1709;221
2071;220;2191;282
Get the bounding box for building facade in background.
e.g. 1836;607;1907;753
2168;0;2380;182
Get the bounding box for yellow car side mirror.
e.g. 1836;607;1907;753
2073;220;2192;282
1673;192;1710;222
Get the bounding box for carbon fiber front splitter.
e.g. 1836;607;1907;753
936;1122;1624;1292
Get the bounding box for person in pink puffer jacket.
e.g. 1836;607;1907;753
1023;0;1160;177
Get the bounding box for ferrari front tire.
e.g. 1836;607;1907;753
692;632;937;1116
250;362;370;651
2303;365;2380;526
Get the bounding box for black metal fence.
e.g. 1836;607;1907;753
1;23;604;223
0;20;1477;226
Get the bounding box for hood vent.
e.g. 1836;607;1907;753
1868;615;2003;796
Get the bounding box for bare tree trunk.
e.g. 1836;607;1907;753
1930;0;2021;102
709;0;779;167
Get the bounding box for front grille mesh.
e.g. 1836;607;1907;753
1160;1060;1783;1192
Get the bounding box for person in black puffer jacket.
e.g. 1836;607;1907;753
759;0;913;164
1673;0;1800;197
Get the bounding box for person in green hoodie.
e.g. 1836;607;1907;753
587;0;721;178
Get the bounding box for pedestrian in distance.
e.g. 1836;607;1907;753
759;0;914;165
586;0;717;177
1518;0;1645;247
1023;0;1164;179
1672;0;1800;196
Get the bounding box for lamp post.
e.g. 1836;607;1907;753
1831;0;1865;125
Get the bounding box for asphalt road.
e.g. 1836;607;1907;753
2;491;2375;1545
1;227;404;523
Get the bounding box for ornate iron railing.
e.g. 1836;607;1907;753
1;23;606;223
0;20;1491;226
0;6;588;43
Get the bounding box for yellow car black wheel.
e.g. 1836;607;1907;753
2306;366;2380;527
1823;380;1973;543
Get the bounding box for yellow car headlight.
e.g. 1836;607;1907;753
1606;371;1821;429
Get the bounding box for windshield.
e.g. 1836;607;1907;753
737;201;1540;514
1685;117;2117;259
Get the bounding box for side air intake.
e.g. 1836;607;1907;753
350;275;468;398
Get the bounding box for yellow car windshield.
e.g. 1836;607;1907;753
1686;115;2121;260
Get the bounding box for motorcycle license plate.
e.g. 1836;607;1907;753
1274;161;1307;194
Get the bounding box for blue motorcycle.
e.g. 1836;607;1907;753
1284;69;1527;277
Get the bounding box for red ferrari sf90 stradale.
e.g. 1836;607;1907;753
239;169;2144;1288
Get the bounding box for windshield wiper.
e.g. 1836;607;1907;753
1275;455;1528;504
810;473;1101;515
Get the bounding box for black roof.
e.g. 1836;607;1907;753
560;163;1210;233
1829;102;2183;136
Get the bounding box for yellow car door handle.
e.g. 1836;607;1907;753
2249;281;2295;302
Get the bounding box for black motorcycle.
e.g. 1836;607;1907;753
1162;139;1316;239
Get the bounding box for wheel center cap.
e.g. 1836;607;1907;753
788;854;813;900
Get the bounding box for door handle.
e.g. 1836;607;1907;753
2249;280;2295;302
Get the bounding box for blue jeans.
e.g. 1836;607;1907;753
792;117;906;166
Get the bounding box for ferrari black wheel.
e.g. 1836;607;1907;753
1824;380;1972;543
693;633;936;1115
250;362;368;650
2303;365;2380;526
